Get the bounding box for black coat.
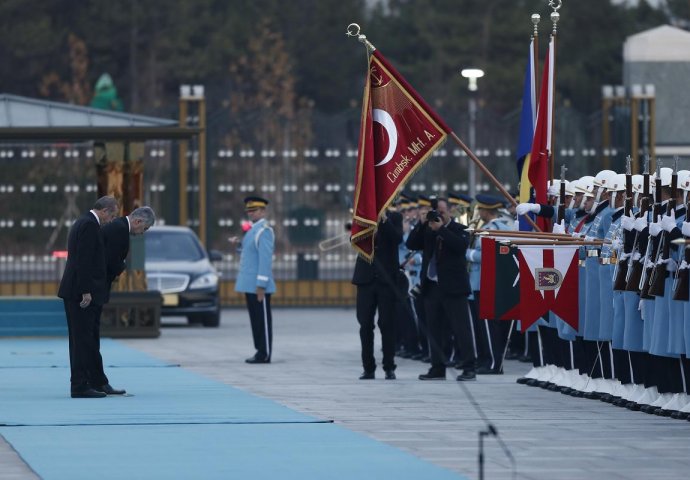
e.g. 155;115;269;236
351;211;403;287
57;212;108;306
406;219;471;296
102;216;130;284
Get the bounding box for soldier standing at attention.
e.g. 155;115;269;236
230;197;276;364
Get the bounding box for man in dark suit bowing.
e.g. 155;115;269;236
102;206;156;292
58;196;119;398
406;197;477;381
351;209;403;380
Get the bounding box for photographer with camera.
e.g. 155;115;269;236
406;197;476;381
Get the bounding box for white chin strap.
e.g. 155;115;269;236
595;186;603;203
610;191;617;209
684;190;689;204
588;201;598;214
568;198;575;209
634;191;640;207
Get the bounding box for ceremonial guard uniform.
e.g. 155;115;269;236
466;194;512;374
235;197;276;364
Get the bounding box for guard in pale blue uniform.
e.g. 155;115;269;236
466;194;512;374
233;196;276;364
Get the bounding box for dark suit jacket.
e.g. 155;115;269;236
101;216;131;303
57;211;108;305
352;211;403;287
406;218;471;296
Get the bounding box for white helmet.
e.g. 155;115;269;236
593;170;618;189
578;176;596;198
564;180;575;196
658;167;673;187
631;174;644;193
677;170;690;191
610;174;627;192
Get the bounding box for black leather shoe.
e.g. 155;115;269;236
385;371;396;380
419;369;446;380
71;388;107;398
457;370;476;381
359;371;375;380
516;377;530;385
245;356;270;364
670;411;689;420
96;384;126;395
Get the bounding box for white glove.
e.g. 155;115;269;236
516;203;541;216
633;216;647;232
649;216;662;237
552;220;566;234
682;221;690;237
621;214;635;232
611;238;623;250
661;212;676;233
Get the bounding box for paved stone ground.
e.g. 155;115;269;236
3;308;690;479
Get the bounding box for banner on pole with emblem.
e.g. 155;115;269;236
351;50;451;260
517;244;579;332
479;237;520;321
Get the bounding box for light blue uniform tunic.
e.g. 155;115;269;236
234;218;276;294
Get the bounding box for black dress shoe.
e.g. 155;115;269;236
456;370;476;381
71;388;107;399
384;371;396;380
516;377;530;385
96;384;126;395
419;369;446;380
583;391;602;400
670;411;689;420
359;371;375;380
245;356;270;364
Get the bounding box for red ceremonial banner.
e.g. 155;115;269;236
517;245;579;332
351;50;451;260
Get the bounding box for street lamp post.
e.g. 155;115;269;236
461;68;484;198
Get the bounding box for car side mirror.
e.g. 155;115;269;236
208;250;223;262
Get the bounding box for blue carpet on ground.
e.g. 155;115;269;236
0;424;464;480
0;338;465;480
0;338;175;368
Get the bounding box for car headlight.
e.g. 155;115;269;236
189;273;219;290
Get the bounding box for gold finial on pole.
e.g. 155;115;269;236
531;13;541;37
549;0;562;34
346;23;376;54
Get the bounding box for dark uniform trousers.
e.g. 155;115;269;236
425;281;475;371
64;301;108;389
356;280;397;373
245;293;273;361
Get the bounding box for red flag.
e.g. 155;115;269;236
351;50;451;260
528;38;553;232
479;237;520;321
517;244;579;332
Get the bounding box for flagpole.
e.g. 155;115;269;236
532;14;540;106
450;132;542;231
549;1;561;183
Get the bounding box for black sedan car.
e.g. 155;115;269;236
145;226;222;327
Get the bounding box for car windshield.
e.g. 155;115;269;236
145;231;205;262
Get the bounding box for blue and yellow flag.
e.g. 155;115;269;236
516;40;536;231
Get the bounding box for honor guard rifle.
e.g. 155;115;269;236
672;175;690;301
625;156;651;292
558;165;567;224
613;157;633;290
649;161;677;296
639;161;664;298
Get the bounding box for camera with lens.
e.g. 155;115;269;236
426;210;441;222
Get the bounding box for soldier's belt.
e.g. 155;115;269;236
578;260;586;267
587;249;600;258
600;257;617;265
